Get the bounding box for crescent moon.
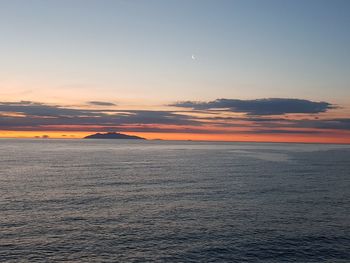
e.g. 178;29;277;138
191;54;195;60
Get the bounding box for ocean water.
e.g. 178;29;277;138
0;139;349;263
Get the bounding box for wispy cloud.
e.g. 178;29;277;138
88;101;117;106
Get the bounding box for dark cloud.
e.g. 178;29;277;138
297;118;350;130
0;101;199;131
171;98;334;115
0;101;96;117
248;129;323;134
0;100;348;136
88;101;116;106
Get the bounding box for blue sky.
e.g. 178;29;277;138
0;0;349;104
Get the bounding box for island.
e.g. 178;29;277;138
84;132;146;140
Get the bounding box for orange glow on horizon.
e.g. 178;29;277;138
1;130;349;144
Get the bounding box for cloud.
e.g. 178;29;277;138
248;129;323;134
0;101;199;131
171;98;335;115
0;100;348;137
88;101;116;106
0;101;96;117
298;118;350;130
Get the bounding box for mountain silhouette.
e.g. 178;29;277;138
84;132;146;140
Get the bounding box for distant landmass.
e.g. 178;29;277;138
84;132;146;140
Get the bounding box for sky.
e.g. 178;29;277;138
0;0;349;143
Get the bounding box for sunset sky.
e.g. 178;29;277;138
0;0;349;143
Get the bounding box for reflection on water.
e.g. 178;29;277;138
1;139;350;262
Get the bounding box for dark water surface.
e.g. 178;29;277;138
1;139;349;262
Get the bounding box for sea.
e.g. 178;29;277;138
0;139;349;262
